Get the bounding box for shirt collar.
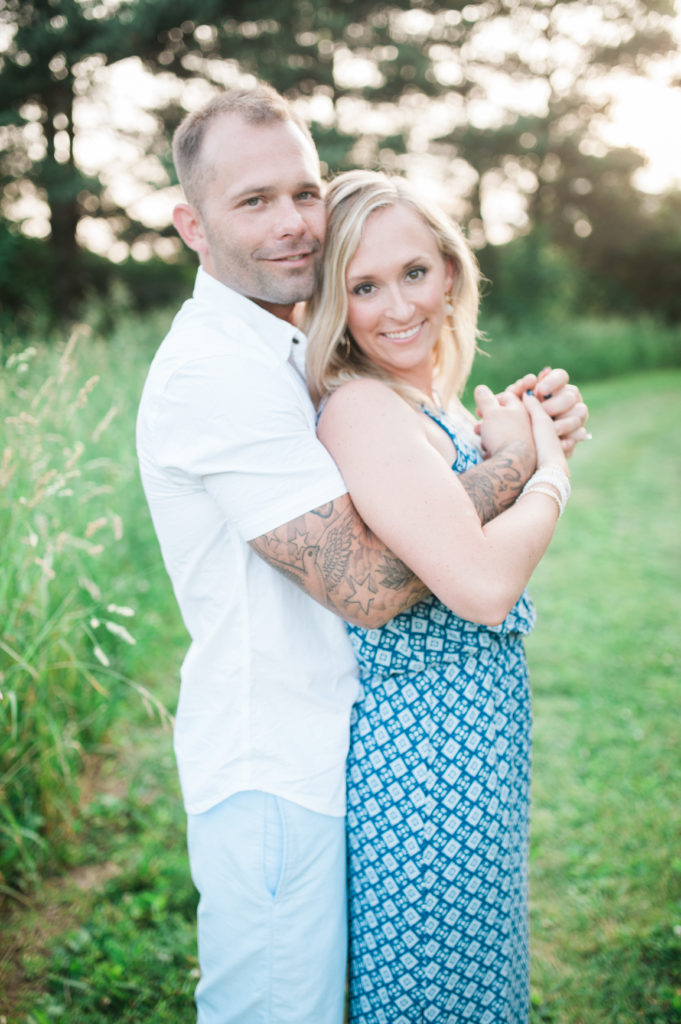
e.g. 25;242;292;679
193;266;308;365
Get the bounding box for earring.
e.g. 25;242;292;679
444;294;455;317
344;334;351;357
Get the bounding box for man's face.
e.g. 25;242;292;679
191;114;326;320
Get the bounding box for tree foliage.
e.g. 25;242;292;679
1;0;679;319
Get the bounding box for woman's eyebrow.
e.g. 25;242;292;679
347;255;432;286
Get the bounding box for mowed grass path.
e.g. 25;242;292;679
526;370;681;1022
2;369;679;1023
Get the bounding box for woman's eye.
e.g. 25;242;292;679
353;283;375;296
406;266;426;281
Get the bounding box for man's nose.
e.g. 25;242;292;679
275;197;307;237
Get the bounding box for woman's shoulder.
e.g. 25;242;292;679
321;376;412;420
317;377;421;446
328;375;399;400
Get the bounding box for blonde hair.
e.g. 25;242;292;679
305;170;481;410
172;83;315;209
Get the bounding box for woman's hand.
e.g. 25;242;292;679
474;384;535;461
522;391;569;476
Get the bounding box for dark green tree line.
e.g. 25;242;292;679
1;0;679;320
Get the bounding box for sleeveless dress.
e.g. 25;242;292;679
345;405;536;1024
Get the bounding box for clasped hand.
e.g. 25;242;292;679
474;386;534;462
507;367;589;456
474;366;588;467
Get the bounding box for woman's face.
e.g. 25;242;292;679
344;202;455;395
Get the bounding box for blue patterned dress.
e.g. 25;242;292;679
345;406;536;1024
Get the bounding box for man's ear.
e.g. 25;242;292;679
173;202;206;257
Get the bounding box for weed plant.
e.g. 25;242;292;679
0;313;183;891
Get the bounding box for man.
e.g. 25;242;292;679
137;83;587;1024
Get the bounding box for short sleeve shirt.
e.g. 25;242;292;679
136;269;358;817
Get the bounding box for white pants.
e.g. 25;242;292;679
187;790;347;1024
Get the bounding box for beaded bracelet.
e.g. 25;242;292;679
529;466;571;505
521;483;563;517
520;466;571;517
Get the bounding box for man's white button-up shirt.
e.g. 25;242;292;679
137;268;358;817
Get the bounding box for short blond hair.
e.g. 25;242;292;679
304;170;481;410
172;83;316;208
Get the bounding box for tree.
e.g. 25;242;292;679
0;0;229;313
420;1;679;259
1;0;679;318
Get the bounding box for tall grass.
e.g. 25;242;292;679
0;306;678;897
1;305;675;897
0;299;678;1020
0;313;182;891
3;367;678;1024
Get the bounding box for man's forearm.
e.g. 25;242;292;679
249;495;429;629
250;442;534;627
459;441;535;525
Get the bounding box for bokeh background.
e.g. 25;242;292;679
2;0;681;327
1;3;680;1022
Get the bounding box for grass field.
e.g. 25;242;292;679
0;330;679;1021
526;371;681;1023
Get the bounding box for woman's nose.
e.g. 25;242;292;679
384;286;414;320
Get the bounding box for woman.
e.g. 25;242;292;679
304;170;571;1023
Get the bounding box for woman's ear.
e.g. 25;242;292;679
444;257;456;293
173;203;207;257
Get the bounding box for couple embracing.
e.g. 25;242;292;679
137;81;588;1024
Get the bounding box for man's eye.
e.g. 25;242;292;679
244;197;263;207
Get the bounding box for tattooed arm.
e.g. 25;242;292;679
459;384;537;523
249;382;538;628
249;434;534;628
458;441;534;525
310;378;560;627
250;493;429;629
462;370;589;520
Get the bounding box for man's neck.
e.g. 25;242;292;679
253;298;297;324
199;265;298;324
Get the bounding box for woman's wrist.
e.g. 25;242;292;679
519;465;571;517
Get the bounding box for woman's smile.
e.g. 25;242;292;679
381;321;425;342
345;202;454;395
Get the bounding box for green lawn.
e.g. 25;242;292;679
526;370;681;1023
2;369;679;1024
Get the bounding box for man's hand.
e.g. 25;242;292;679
504;367;590;456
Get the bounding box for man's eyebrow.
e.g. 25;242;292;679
231;181;322;202
231;184;276;202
